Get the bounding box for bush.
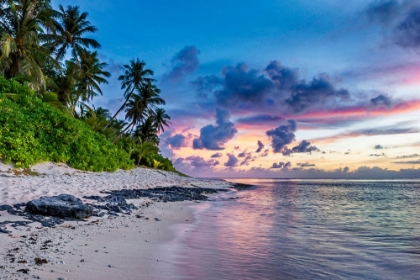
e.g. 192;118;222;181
0;82;134;171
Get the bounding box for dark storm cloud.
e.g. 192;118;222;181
265;60;299;90
191;75;223;99
285;75;350;113
394;5;420;49
193;108;238;150
370;94;392;108
367;0;400;23
165;45;200;80
225;154;239;167
291;140;319;154
374;144;384;149
167;134;186;149
271;161;291;169
266;120;297;153
211;152;223;158
236;114;283;125
193;60;356;114
214;63;274;108
256;140;264;153
185;156;220;168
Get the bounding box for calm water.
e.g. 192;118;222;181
175;179;420;279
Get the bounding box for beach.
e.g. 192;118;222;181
0;163;232;279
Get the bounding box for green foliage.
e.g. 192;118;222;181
0;83;133;171
0;76;34;96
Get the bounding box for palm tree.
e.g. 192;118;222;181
152;107;171;133
133;117;159;145
45;5;100;61
112;92;147;142
69;49;110;115
134;140;158;165
104;59;154;129
0;0;55;89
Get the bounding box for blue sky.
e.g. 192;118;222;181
54;0;420;178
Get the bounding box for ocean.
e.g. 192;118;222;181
173;179;420;279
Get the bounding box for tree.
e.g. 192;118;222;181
104;59;153;129
152;107;170;133
45;5;100;61
0;0;55;90
134;116;159;145
113;92;147;142
69;49;110;115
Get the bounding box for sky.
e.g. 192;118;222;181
55;0;420;178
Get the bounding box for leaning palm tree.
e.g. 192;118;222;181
69;49;110;115
0;0;56;90
151;107;171;133
104;59;154;129
113;92;147;143
45;5;100;61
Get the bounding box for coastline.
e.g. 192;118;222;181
0;163;234;279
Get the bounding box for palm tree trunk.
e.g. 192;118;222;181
103;91;134;129
112;121;134;143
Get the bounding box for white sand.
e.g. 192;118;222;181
0;163;231;279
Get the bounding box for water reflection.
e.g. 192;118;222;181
176;180;420;279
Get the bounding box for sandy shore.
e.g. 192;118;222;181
0;163;232;279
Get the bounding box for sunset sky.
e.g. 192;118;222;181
56;0;420;178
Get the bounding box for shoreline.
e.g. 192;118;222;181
0;163;239;279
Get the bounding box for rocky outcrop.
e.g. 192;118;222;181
26;194;93;219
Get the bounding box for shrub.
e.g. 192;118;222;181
0;83;134;171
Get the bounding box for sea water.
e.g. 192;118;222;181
174;179;420;279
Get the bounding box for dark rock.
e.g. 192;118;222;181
230;183;255;191
26;194;93;219
0;228;11;234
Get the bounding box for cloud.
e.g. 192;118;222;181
370;94;392;108
392;160;420;164
370;153;386;157
265;60;299;90
285;74;350;113
166;134;186;149
238;151;248;158
266;120;297;153
191;75;223;99
291;140;319;154
237;166;420;179
193;108;238;150
396;153;419;158
210;153;223;158
214;63;274;108
236;114;283;125
394;5;420;49
271;161;291;169
239;153;253;166
374;144;384;149
367;0;400;24
256;140;264;153
165;45;200;80
297;162;316;167
184;156;220;168
225;154;238;167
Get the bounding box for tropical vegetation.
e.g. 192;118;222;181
0;0;175;172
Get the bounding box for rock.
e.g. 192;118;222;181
26;194;93;219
